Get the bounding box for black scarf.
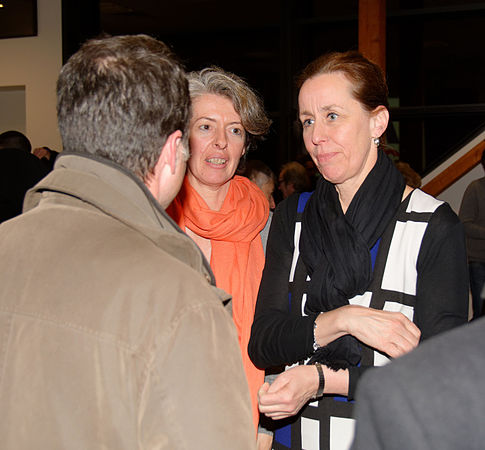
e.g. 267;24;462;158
300;150;405;368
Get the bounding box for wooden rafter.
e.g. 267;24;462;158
421;140;485;197
358;0;386;71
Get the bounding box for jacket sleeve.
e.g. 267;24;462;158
248;195;316;369
415;203;469;339
459;181;485;240
140;287;255;449
350;366;427;450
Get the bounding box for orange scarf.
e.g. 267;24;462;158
168;175;269;431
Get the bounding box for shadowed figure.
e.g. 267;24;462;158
0;130;49;223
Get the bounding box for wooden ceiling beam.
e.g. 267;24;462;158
358;0;386;71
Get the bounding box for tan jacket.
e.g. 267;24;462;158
0;153;255;449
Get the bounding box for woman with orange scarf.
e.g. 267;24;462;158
167;67;272;436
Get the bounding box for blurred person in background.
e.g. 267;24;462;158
0;130;49;223
239;159;276;254
459;149;485;320
278;160;311;199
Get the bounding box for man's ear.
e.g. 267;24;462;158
371;106;389;139
158;130;183;175
146;130;182;189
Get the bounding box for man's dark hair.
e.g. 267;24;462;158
0;130;32;153
56;34;190;181
279;161;311;193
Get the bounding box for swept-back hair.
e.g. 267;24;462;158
297;50;389;112
187;66;271;151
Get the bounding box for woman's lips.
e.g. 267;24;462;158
316;152;338;164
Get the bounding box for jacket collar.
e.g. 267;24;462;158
24;152;216;286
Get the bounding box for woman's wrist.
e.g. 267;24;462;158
336;304;360;336
323;366;350;397
313;313;323;351
313;308;350;349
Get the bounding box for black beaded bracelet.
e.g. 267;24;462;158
313;362;325;399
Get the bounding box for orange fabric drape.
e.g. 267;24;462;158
168;175;269;431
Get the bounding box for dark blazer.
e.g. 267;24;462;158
351;318;485;450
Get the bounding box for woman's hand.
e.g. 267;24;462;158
258;365;349;420
319;305;421;358
258;365;319;420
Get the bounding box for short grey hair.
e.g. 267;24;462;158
56;34;190;181
187;67;271;151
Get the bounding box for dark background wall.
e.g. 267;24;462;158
62;0;485;177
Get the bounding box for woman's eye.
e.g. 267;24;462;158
302;118;314;127
230;127;242;135
328;112;338;121
199;124;210;131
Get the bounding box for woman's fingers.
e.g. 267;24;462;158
344;305;421;357
258;366;318;418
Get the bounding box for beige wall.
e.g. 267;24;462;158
0;0;62;151
0;86;26;133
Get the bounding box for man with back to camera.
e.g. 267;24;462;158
350;317;485;450
0;35;254;449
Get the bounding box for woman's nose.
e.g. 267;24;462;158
311;120;328;145
214;127;228;149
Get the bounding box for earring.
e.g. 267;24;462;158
373;137;380;146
